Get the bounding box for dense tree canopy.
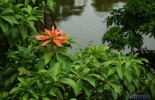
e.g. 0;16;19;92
102;0;155;50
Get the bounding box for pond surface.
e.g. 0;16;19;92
55;0;155;54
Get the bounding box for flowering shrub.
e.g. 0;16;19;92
35;26;68;47
0;0;155;100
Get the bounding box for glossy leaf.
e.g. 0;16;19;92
28;89;39;99
22;93;29;100
82;76;95;87
124;70;132;82
9;87;23;94
1;15;18;26
1;8;14;15
108;67;116;76
116;65;124;80
51;62;62;77
44;52;54;65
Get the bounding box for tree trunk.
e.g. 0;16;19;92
35;12;56;32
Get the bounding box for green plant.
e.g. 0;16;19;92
9;63;67;100
1;0;155;99
0;0;56;98
7;25;73;100
71;45;152;99
102;0;155;51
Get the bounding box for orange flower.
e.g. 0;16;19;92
35;26;68;46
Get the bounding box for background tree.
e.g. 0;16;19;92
102;0;155;71
102;0;155;51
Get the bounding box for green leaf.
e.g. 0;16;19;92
27;16;38;21
9;87;23;94
44;52;54;65
60;78;75;89
42;97;50;100
18;67;31;76
47;0;55;11
81;68;90;76
132;78;139;88
11;73;18;83
60;78;81;96
0;19;9;34
108;67;116;76
20;25;28;40
24;0;31;5
22;93;29;100
23;5;32;15
1;8;14;15
55;88;63;100
49;89;56;96
56;53;61;62
124;69;132;82
27;20;36;31
36;60;45;70
51;63;62;76
60;79;82;97
104;84;110;90
118;52;123;61
57;51;73;61
111;91;118;100
70;98;76;100
70;68;79;76
75;80;82;96
38;69;47;74
18;77;28;86
4;78;11;89
116;65;124;80
125;61;131;68
82;83;91;97
110;83;121;94
102;60;115;67
2;92;8;97
127;83;135;94
1;15;18;25
133;65;141;77
28;89;39;99
29;77;38;86
32;0;36;3
150;84;155;99
5;67;16;75
87;74;101;80
11;27;19;39
82;76;95;87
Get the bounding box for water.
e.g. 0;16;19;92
55;0;155;55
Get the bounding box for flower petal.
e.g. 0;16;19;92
52;26;55;32
41;40;51;46
35;35;49;40
52;29;60;38
61;39;68;43
53;40;62;47
57;34;68;39
45;29;52;37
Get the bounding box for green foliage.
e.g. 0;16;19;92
102;0;155;50
0;0;155;99
72;45;151;99
0;0;55;97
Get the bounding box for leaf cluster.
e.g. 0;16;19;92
102;0;155;50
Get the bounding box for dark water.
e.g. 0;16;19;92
55;0;155;54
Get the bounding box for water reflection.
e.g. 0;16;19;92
55;0;87;21
55;0;128;54
91;0;127;12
